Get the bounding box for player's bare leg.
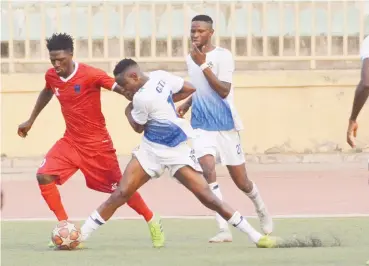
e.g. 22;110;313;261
80;157;165;248
173;165;278;248
198;155;232;243
98;158;150;221
227;164;273;235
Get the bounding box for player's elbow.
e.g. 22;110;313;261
188;86;196;95
219;90;230;99
362;59;369;89
183;82;196;95
41;88;54;100
184;87;196;99
218;83;231;99
362;78;369;90
134;125;144;134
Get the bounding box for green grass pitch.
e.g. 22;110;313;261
2;217;368;266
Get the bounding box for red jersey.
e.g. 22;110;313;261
44;62;117;152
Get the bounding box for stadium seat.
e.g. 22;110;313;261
157;8;198;39
264;7;295;37
1;10;9;41
332;7;360;36
22;11;53;41
199;7;227;37
92;7;120;39
299;8;328;36
226;7;261;37
44;7;73;38
27;12;43;40
365;15;369;35
11;9;26;41
0;7;54;41
73;7;89;39
123;8;153;39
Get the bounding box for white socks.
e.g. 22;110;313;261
210;181;266;232
209;182;229;231
228;211;262;243
81;210;106;241
245;182;265;211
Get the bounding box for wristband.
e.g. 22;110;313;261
200;62;210;71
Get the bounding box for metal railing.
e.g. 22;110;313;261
1;0;368;72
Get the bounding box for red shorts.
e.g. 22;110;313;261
37;138;122;193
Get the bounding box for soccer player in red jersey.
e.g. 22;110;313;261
17;33;165;248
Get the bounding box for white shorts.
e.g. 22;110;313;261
132;138;202;178
192;128;245;166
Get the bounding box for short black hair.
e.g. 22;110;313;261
113;58;138;76
192;14;213;24
46;33;74;52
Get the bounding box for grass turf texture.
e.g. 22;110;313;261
2;217;368;266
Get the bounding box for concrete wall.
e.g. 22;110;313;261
1;70;368;157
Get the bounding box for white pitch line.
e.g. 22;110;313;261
1;213;369;222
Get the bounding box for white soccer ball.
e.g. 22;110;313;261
51;220;82;250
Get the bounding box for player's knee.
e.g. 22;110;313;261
36;174;55;185
201;166;216;183
112;187;131;204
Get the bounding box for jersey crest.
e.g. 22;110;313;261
74;84;81;93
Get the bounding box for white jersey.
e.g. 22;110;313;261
360;36;369;61
186;47;243;131
131;70;194;148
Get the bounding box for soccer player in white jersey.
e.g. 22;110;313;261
79;58;279;248
347;35;369;148
177;15;273;243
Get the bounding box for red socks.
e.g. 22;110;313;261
127;192;154;222
39;182;153;222
39;182;68;221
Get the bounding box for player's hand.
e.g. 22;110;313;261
346;119;358;148
190;43;206;66
18;120;33;138
176;102;190;118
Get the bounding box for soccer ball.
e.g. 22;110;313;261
51;220;82;250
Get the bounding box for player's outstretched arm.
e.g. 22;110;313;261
347;37;369;148
28;88;54;123
172;81;196;103
92;68;134;101
18;88;53;138
125;102;145;134
349;59;369;122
